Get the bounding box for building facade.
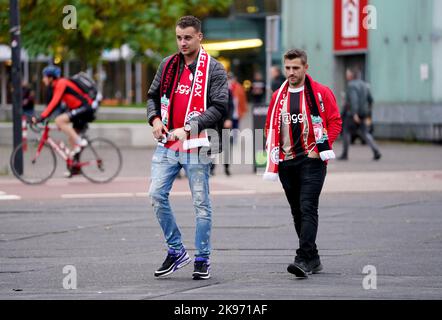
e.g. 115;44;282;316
282;0;442;141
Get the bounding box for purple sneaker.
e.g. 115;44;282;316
154;248;191;278
192;257;211;280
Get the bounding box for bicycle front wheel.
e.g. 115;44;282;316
10;140;57;185
79;138;122;183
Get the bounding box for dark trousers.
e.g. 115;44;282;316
341;116;380;158
278;158;327;262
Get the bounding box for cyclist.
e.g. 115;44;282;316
32;65;96;158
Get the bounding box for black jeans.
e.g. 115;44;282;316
341;115;380;158
278;157;327;262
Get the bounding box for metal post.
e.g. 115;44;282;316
9;0;23;175
265;15;280;104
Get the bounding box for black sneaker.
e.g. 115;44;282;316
154;248;191;278
287;260;312;278
373;152;382;161
309;258;323;274
192;258;211;280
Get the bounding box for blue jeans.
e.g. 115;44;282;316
149;146;212;259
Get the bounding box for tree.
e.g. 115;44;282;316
0;0;232;67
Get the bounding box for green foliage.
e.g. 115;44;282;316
0;0;232;66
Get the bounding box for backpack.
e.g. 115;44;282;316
70;72;98;100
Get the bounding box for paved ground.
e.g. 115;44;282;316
0;140;442;300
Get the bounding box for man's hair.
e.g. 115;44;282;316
283;49;308;65
347;67;361;79
176;15;202;32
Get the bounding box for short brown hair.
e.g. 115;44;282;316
283;49;308;65
176;16;202;32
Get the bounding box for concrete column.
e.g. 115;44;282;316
23;58;29;83
135;61;142;104
125;60;132;104
63;60;70;77
97;61;104;95
87;65;93;77
1;63;6;106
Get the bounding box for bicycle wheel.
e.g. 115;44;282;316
10;139;57;185
79;138;122;183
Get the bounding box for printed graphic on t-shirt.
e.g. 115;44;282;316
282;112;304;125
281;90;306;159
175;83;191;96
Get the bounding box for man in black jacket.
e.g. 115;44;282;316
147;16;228;280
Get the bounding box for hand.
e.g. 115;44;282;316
365;117;372;127
224;119;233;129
152;117;168;140
172;127;188;141
353;114;361;124
31;116;39;124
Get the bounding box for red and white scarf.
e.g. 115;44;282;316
263;77;333;181
160;48;211;150
263;80;289;181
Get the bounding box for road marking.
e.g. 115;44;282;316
211;190;256;195
61;190;257;199
61;193;134;199
136;190;256;197
0;191;21;200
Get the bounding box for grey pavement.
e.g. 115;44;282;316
2;139;442;178
0;140;442;300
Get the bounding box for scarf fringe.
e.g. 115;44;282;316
263;172;279;181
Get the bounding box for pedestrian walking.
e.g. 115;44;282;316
338;68;381;160
146;16;228;280
264;49;342;278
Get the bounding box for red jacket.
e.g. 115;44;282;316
41;78;92;119
265;74;342;154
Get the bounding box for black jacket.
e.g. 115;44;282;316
147;52;228;154
346;79;373;118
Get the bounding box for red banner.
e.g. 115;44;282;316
334;0;368;53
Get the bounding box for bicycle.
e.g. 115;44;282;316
10;119;122;185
